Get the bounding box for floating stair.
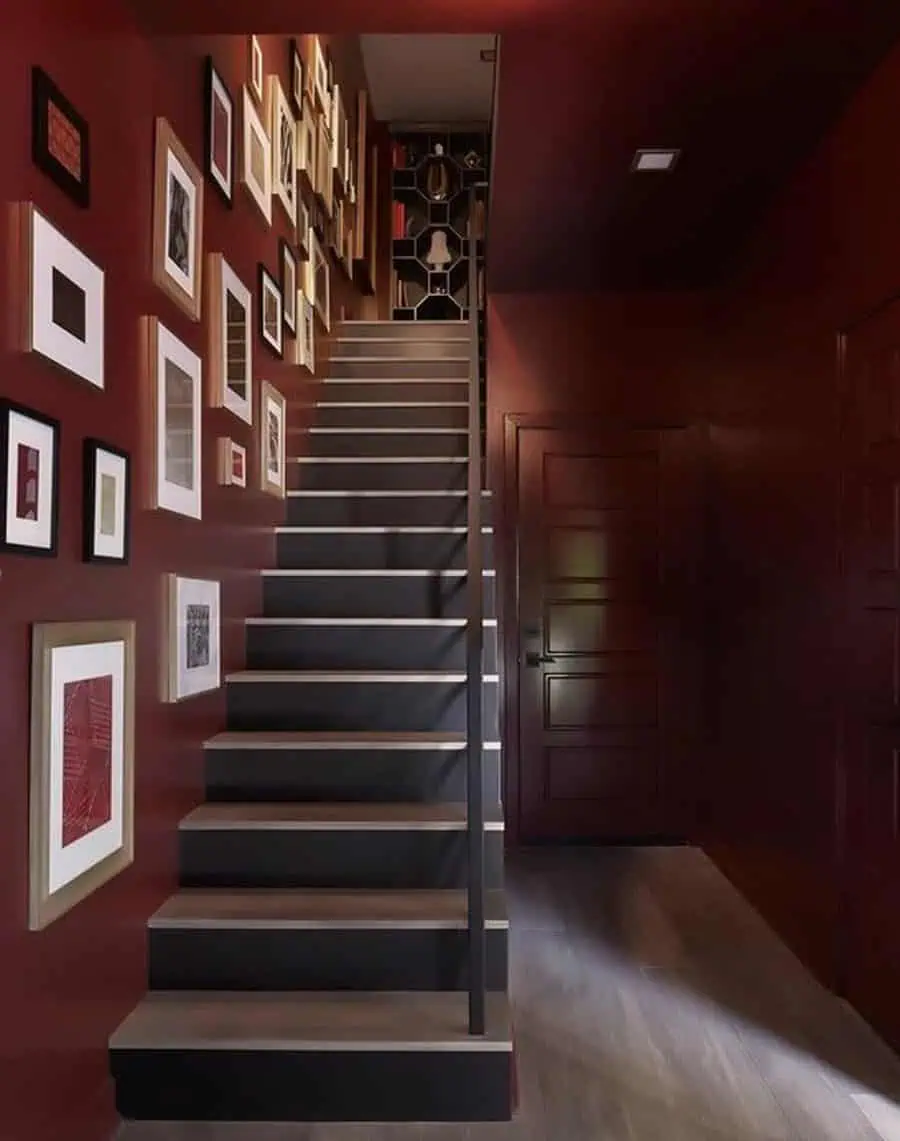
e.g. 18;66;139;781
109;319;512;1122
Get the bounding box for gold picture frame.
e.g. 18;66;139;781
29;619;136;930
152;117;204;322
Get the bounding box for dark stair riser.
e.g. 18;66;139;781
314;404;470;430
148;926;508;992
111;1048;513;1122
317;380;470;403
337;322;472;342
205;744;502;804
263;573;496;619
179;826;505;890
291;460;474;492
226;679;499;734
286;494;492;528
246;622;499;671
305;431;470;458
276;530;493;570
333;340;470;361
329;358;469;379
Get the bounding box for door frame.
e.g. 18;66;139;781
499;412;695;846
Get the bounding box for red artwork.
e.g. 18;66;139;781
47;99;82;180
62;675;113;847
16;444;39;520
232;446;244;481
213;96;229;175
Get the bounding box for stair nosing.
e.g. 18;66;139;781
314;402;470;408
289;456;470;463
286;489;491;497
225;670;500;683
204;730;501;749
306;427;469;434
245;617;498;626
275;525;491;533
179;804;505;832
261;568;496;576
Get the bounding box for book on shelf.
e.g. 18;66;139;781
392;200;406;239
391;141;407;169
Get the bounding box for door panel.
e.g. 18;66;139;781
845;306;900;1049
516;425;701;841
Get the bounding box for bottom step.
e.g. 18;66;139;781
110;990;513;1122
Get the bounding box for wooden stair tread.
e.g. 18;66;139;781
181;802;505;829
226;670;498;683
151;887;508;927
205;730;475;748
110;990;512;1051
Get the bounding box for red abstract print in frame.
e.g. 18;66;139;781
16;444;40;520
62;675;113;847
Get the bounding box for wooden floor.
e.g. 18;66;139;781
116;846;900;1141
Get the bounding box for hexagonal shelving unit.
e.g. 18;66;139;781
390;128;488;322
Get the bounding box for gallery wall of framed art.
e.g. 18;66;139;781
0;23;381;1141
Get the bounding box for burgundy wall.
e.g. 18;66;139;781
487;29;900;1044
0;9;369;1141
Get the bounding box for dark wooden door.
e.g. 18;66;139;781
844;301;900;1048
515;425;702;841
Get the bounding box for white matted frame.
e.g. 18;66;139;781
83;438;130;564
204;57;234;205
0;399;60;556
269;75;297;230
258;264;283;358
249;35;264;104
259;379;286;499
311;36;329;115
217;437;247;488
310;230;330;332
297;111;316;195
29;619;135;930
24;204;105;389
163;574;221;702
207;253;253;425
147;318;202;520
152;118;204;322
242;87;272;225
297;295;315;374
280;240;298;335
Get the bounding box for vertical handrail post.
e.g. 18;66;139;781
466;185;486;1036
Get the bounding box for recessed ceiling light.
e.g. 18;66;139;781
631;148;680;173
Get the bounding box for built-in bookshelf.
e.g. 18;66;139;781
390;127;489;321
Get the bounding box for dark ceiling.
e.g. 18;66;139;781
126;0;900;291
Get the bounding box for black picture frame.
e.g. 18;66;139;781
0;399;61;558
324;47;335;94
257;263;284;359
279;238;298;336
290;39;305;114
203;56;235;208
31;66;90;208
83;437;131;565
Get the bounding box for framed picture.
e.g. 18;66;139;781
315;112;334;218
147;317;202;520
311;36;329;115
311;231;330;332
0;400;59;556
241;87;272;225
258;264;283;358
280;240;298;335
297;296;315;374
324;46;335;94
152;117;204;322
260;380;286;499
163;575;221;702
297;112;316;194
31;67;90;208
330;85;346;189
217;437;247;488
290;38;304;113
297;199;311;258
249;35;264;104
23;204;104;389
29;619;136;930
204;57;234;205
83;439;130;564
207;253;252;424
269;75;297;229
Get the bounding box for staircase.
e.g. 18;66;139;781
109;320;513;1123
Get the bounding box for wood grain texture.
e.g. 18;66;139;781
118;847;900;1141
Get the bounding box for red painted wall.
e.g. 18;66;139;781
0;8;369;1140
487;30;900;1046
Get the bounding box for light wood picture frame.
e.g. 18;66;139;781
152;118;204;322
207;253;253;424
163;574;221;702
311;230;330;332
297;112;316;195
311;36;329;115
269;74;297;231
241;87;272;225
146;317;202;520
29;619;136;930
259;379;286;499
297;295;315;374
249;35;264;104
217;436;247;488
